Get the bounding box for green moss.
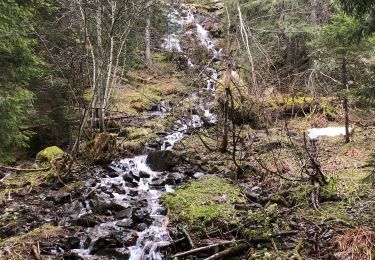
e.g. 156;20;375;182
36;146;64;162
162;176;246;233
122;127;153;140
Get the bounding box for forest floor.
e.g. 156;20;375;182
1;3;375;260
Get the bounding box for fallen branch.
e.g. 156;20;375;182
171;240;242;258
182;227;195;249
204;243;249;260
0;165;51;173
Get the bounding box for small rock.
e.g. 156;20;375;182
139;171;150;178
150;177;165;187
95;248;130;259
165;172;183;185
124;231;139;246
107;171;119;178
115;208;133;219
116;219;134;228
63;236;80;250
128;189;139;197
132;209;151;224
193;172;204;179
73;214;99;227
0;172;6;180
91;236;122;254
136;223;148;231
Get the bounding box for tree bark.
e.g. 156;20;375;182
145;7;152;69
342;56;350;143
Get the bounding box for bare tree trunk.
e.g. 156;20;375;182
220;64;232;153
145;7;152;69
342;56;350;143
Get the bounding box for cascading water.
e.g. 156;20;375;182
69;4;221;259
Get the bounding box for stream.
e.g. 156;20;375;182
69;4;221;260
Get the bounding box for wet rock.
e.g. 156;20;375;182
139;171;151;178
146;150;180;171
62;236;80;250
107;171;120;178
115;208;133;219
0;172;5;180
96;248;130;259
132;208;151;224
91;236;122;254
84;237;91;249
73;214;99;227
128;189;139;197
150;177;165;187
112;184;126;194
124;181;138;188
124;231;139;246
136;223;148;231
116;219;134;228
165;172;183;185
63;252;84;260
92;198;126;214
122;172;139;183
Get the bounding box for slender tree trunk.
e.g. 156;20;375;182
342;56;350;143
145;8;152;69
220;64;232;153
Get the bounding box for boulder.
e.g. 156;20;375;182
36;146;64;162
146;150;180;171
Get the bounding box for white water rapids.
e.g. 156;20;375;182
71;5;221;260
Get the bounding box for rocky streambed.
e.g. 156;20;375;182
60;4;223;260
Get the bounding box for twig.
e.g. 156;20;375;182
182;227;195;249
171;240;242;258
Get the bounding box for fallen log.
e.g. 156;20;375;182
171;240;243;258
0;164;50;173
204;243;249;260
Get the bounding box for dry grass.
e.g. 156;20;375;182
334;227;375;260
0;224;65;260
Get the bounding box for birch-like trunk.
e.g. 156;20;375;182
145;9;152;68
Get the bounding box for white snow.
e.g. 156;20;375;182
307;127;351;139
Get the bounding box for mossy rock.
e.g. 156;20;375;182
162;176;246;234
36;146;64;162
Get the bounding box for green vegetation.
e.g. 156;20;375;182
163;176;246;233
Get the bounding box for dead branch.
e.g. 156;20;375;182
171;240;242;258
204;243;249;260
0;165;51;173
182;227;195;249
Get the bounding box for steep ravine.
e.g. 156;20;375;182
68;4;222;259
